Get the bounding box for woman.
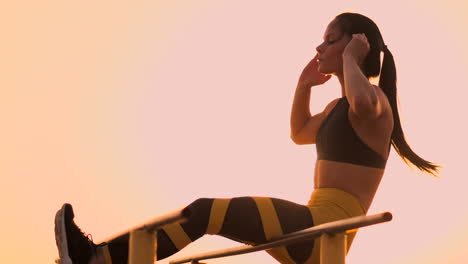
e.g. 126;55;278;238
55;12;439;264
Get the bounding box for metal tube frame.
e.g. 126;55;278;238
169;212;392;264
118;208;190;264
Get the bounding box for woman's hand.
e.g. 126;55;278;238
342;33;370;65
298;53;332;88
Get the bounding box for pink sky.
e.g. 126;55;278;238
2;1;467;263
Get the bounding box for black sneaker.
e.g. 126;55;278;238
54;203;99;264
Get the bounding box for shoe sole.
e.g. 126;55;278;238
55;203;73;264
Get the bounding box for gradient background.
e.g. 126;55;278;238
2;0;467;263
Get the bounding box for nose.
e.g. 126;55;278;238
316;43;324;54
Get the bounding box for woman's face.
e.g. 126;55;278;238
315;20;351;75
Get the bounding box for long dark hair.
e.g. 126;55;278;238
334;12;440;176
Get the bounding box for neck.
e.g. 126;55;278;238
337;72;346;97
336;61;365;97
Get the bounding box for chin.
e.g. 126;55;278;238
318;66;332;75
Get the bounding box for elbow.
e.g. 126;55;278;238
290;133;300;144
290;133;309;145
290;133;302;145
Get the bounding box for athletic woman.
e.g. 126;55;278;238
54;12;439;264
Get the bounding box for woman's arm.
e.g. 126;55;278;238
343;55;383;120
290;82;312;140
342;34;384;120
290;54;332;144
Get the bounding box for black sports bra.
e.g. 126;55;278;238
315;97;389;169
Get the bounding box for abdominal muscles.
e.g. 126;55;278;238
314;160;385;212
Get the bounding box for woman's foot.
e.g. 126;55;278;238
54;203;100;264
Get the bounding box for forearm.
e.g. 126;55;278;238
290;83;312;137
343;55;377;106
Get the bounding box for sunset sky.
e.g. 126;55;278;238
2;1;468;263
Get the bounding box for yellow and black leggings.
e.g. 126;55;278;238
102;188;366;264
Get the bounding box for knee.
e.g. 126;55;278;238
187;198;212;211
185;198;213;221
180;198;213;236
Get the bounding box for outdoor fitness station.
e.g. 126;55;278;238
125;209;392;264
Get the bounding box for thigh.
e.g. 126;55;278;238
218;197;315;263
268;198;315;263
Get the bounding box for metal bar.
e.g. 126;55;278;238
139;207;191;231
320;232;346;264
101;207;191;243
169;211;392;264
129;229;157;264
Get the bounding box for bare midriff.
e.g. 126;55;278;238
314;159;385;213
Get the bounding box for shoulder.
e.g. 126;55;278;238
323;97;342;115
315;97;342;127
